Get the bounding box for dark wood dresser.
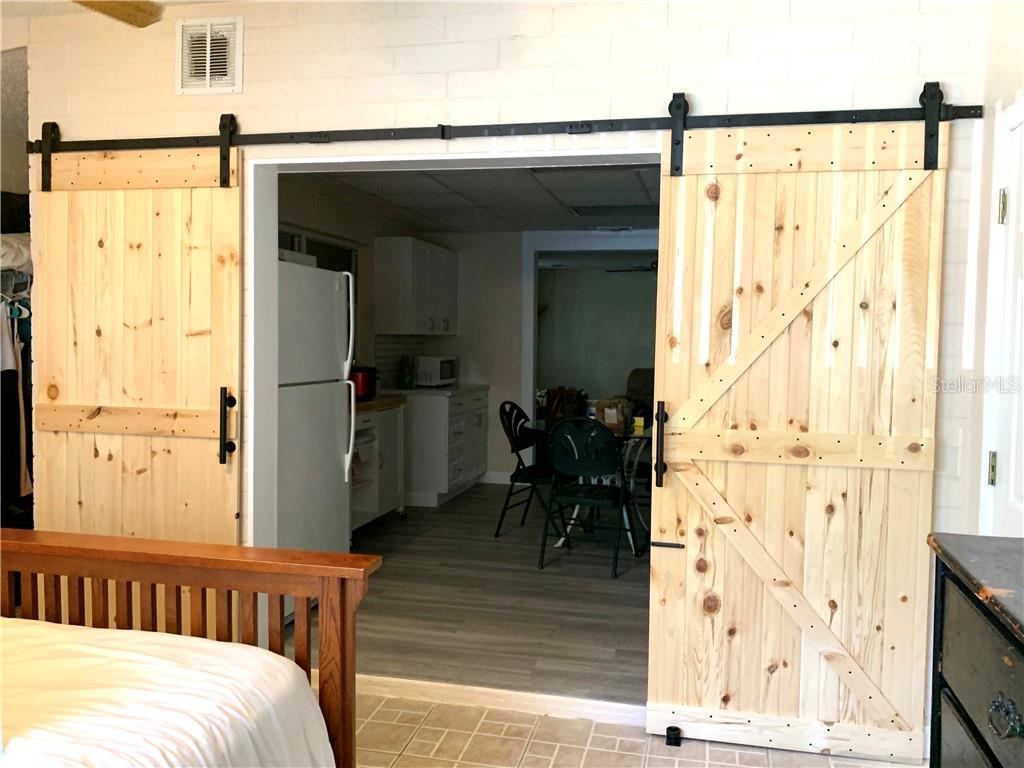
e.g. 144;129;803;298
930;533;1024;767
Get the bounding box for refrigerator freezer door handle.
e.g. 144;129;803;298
344;380;356;481
342;271;355;380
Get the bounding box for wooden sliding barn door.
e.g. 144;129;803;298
31;148;242;544
648;122;946;762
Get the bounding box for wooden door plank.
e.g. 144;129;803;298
697;170;740;710
209;187;242;545
152;189;182;407
676;460;910;730
49;148;238;191
682;122;948;175
839;173;885;723
35;403;219;437
666;430;932;471
66;192;98;409
761;170;796;715
818;171;863;723
671;170;930;431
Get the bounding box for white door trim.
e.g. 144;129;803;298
242;140;663;547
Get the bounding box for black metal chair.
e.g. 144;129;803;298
494;401;552;538
539;418;641;578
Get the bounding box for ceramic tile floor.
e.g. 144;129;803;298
354;695;912;768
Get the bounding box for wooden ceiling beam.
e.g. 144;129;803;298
73;1;164;28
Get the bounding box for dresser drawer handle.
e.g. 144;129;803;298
988;692;1024;740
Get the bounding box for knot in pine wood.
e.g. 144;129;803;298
719;307;732;330
754;282;765;294
907;442;922;454
825;503;836;516
767;662;779;674
46;384;60;400
695;557;709;573
728;443;745;456
703;592;721;615
789;445;811;459
705;183;721;201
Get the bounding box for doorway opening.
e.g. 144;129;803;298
247;149;660;705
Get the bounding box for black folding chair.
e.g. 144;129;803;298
539;418;641;578
494;401;552;538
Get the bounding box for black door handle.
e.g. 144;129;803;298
655;401;668;487
219;386;237;465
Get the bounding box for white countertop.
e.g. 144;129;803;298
382;383;489;398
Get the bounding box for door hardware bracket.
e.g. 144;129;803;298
218;113;237;188
39;121;61;192
921;82;943;171
668;92;689;177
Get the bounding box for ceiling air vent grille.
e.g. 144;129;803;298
176;17;243;95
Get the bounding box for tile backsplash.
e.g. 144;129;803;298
374;335;426;389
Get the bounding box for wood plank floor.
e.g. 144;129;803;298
350;483;650;704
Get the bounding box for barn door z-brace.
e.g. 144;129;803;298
30;81;980;190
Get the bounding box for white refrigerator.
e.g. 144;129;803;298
277;259;355;553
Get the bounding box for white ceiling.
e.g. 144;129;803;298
282;165;661;234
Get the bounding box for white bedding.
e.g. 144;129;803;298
0;617;334;767
0;233;31;274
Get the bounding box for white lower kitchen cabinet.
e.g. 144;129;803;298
394;384;489;507
350;403;405;531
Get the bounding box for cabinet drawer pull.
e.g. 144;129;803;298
988;692;1024;740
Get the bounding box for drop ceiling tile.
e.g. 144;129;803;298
532;166;653;206
386;192;477;209
333;173;453;196
637;167;660;197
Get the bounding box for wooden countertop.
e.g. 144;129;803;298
928;531;1024;644
356;393;406;414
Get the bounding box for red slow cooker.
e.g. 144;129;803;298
350;366;377;402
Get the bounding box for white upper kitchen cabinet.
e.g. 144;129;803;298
374;237;458;335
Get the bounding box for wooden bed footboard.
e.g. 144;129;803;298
0;528;381;768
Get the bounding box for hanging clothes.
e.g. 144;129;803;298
0;309;14;371
1;298;33;528
13;319;31;496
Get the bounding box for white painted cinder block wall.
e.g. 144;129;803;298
20;1;994;533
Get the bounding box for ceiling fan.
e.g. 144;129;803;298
73;1;163;28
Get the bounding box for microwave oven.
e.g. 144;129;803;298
415;356;458;387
